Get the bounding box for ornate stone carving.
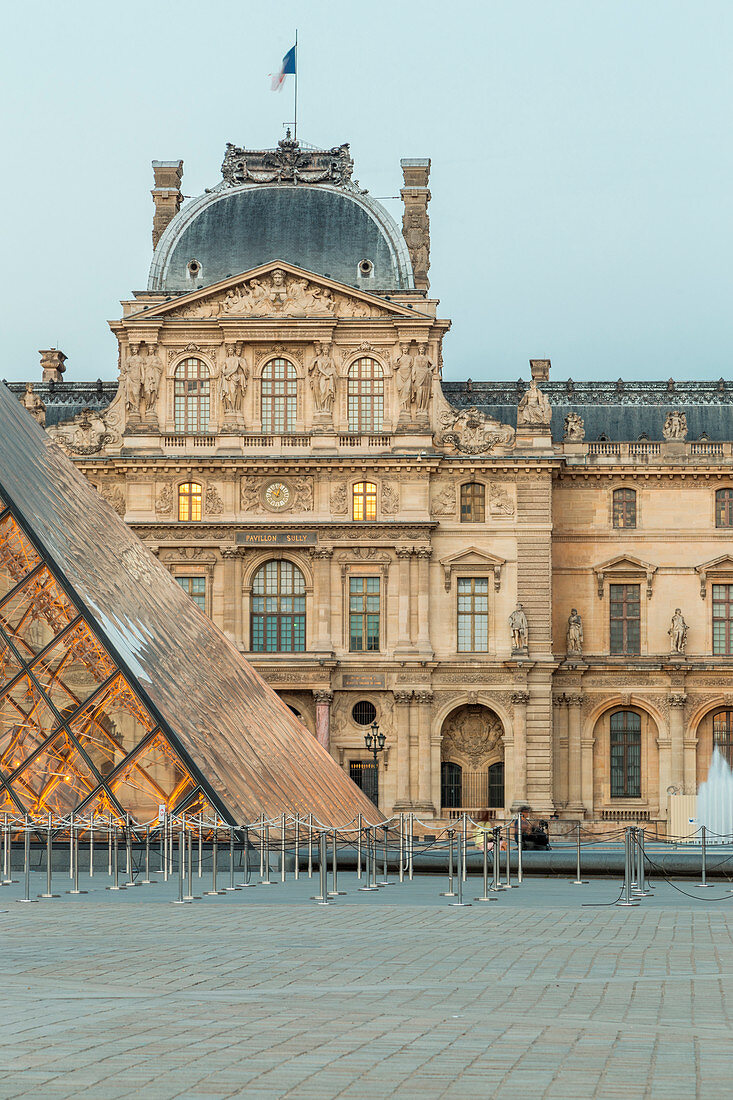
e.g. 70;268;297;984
489;483;514;517
431;482;456;516
668;608;688;654
566;609;583;655
412;345;434;414
313;689;334;705
308;342;337;415
563;411;585;441
381;483;399;515
220;344;248;416
240;477;262;512
48;408;116;455
205;486;223;516
19;383;46;425
415;691;434;705
438;406;515;454
517;378;551;427
221;137;359;189
668;693;688;708
330;482;348;515
663;410;688;441
155;483;173;515
97;484;125;517
441;705;503;766
509;604;528;650
510;691;530;706
293;477;313;512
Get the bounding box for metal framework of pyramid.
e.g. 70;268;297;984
0;383;381;825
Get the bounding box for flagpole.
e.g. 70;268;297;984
294;30;298;142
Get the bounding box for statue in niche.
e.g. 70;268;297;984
566;609;583;654
517;378;552;426
124;343;145;415
563;411;585;441
509;604;528;650
221;344;248;413
412;344;434;413
668;608;688;654
308;342;337;413
663;410;688;441
394;344;413;412
141;344;162;419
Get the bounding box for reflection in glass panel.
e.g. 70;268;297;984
12;729;98;815
0;513;42;600
30;621;116;716
76;788;125;827
0;642;24;692
0;567;77;658
0;674;59;774
0;784;18;814
69;675;156;779
110;733;196;823
177;788;215;819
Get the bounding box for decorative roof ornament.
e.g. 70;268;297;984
220;135;364;191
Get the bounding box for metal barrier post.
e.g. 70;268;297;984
107;824;122;891
89;817;94;879
462;814;468;881
125;815;137;887
696;824;714;888
450;832;471;906
633;827;651;896
39;813;58;899
503;822;513;889
312;831;329;904
68;814;74;879
17;816;36;903
308;813;313;878
441;829;457;897
280;813;287;883
378;823;392;886
294;814;300;881
198;813;203;878
572;821;588;885
1;812;8;883
399;814;404;883
238;826;256;888
474;828;496;902
108;813;112;876
162;812;169;882
409;813;414;880
618;826;639;906
359;827;374;891
205;818;225;895
517;813;523;885
259;819;265;877
491;827;501;891
226;824;238;891
141;825;153;885
328;828;345;896
261;823;275;885
357;813;363;880
172;819;189;905
184;821;198;900
67;815;86;895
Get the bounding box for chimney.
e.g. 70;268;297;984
151;160;184;248
530;359;551;382
39;348;67;383
400;158;431;291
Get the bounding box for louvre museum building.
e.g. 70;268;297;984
8;136;733;831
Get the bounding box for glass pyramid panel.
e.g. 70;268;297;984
177;787;216;819
12;728;99;815
29;621;117;716
0;673;60;774
69;674;156;778
109;732;197;823
0;641;24;692
0;511;42;600
76;789;126;828
0;783;19;814
0;566;78;659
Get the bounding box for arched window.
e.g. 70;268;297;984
261;359;297;434
612;488;636;529
178;482;202;522
352;481;377;522
488;761;504;808
251;560;306;653
716;489;733;528
460;482;485;523
441;761;462;810
610;711;641;798
174;358;210;434
713;710;733;767
347;358;384;432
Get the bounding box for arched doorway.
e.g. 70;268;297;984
440;704;504;814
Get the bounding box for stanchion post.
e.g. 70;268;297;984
450;832;471;907
378;823;392;886
238;825;256;888
17;815;36;903
107;823;122;891
399;813;404;884
281;812;287;883
184;820;198;900
226;824;238;891
618;826;639;906
328;827;345;896
67;815;86;895
503;821;513;889
696;823;714;888
198;813;203;879
357;812;363;880
491;826;501;891
141;825;153;885
260;823;275;885
572;820;588;885
312;830;329;904
517;812;523;885
294;814;300;881
409;813;414;880
204;816;225;895
125;814;136;888
108;813;112;876
633;827;650;896
172;818;190;905
89;816;94;879
474;827;496;902
39;812;58;899
308;813;313;878
441;829;456;897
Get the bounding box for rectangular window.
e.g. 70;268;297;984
349;576;380;652
175;576;206;612
613;489;636;529
457;577;489;652
713;584;733;656
460;483;485;523
610;712;642;798
609;584;640;655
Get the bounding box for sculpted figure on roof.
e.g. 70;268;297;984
517;377;552;427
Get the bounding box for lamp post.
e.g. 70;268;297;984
363;720;386;804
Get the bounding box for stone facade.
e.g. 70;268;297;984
11;138;733;831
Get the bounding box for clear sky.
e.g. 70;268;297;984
2;0;731;384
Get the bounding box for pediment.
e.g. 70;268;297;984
594;555;657;599
132;261;422;322
440;547;506;592
695;555;733;598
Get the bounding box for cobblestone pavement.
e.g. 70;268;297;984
0;872;731;1099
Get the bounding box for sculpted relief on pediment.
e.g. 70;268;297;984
167;269;392;321
438;406;515;454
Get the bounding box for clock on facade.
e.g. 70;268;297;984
264;481;291;509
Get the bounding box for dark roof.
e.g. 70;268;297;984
6;382;117;427
0;382;381;825
442;380;733;442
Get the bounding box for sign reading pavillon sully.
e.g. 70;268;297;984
236;531;318;547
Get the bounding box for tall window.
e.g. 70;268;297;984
460;482;485;523
174;358;210;434
251;560;306;653
178;483;202;522
347;358;384;432
716;489;733;528
349;761;378;804
441;762;462;809
175;576;206;612
261;359;297;433
713;584;733;656
349;576;380;651
613;488;636;529
713;710;733;766
352;481;377;522
457;577;489;652
488;761;504;808
609;583;640;655
610;711;641;798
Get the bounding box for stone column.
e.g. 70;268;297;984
567;694;584;813
668;694;687;793
416;548;433;657
415;691;434;811
313;690;333;753
554;694;569;808
510;691;530;809
395;548;413;655
233;551;244;648
581;732;595;816
393;691;413;810
221;548;237;642
312;548;333;653
409;698;420;804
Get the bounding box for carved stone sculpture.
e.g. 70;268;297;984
98;484;126;518
489;483;514;516
19;383;46;425
240;477;262;512
517;378;552;427
308;342;337;415
438;407;515;454
563;411;585;441
48;407;115;455
567;609;583;654
381;483;399;515
663;410;688;441
124;343;145;416
394;345;414;415
412;344;434;413
155;483;173;514
330;482;348;515
293;477;313;512
220;344;248;415
668;608;688;654
509;604;528;650
205;486;223;516
431;482;456;516
221;137;358;189
441;705;503;767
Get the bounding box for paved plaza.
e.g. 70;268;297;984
0;870;732;1099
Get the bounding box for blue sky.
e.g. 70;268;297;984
1;0;731;383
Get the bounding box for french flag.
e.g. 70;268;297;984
271;45;296;91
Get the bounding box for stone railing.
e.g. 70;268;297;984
568;440;731;462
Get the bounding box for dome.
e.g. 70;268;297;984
148;142;414;294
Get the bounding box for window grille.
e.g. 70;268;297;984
612;488;636;529
460;482;485;523
349;576;380;652
174;358;210;434
457;577;489;652
609;583;640;655
251;560;306;653
261;359;297;433
610;711;641;798
347;358;384;432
